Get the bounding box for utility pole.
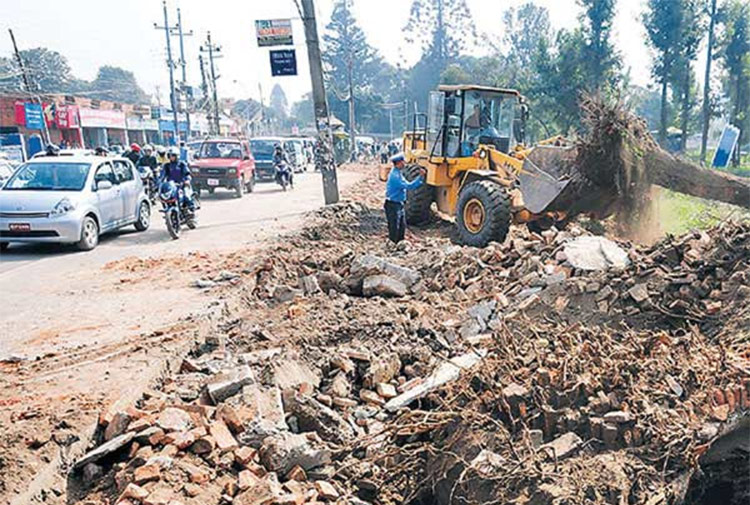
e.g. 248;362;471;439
154;0;181;145
700;0;718;165
174;8;193;139
258;82;266;135
299;0;339;204
8;29;50;144
200;32;222;135
347;56;356;160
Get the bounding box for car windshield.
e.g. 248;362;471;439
200;142;242;159
4;162;91;191
250;140;278;156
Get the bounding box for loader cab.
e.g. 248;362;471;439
426;85;527;159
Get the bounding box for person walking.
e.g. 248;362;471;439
384;153;425;244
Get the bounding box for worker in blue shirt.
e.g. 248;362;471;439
384;153;426;243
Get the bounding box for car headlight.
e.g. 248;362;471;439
51;198;76;216
227;168;237;175
190;167;200;174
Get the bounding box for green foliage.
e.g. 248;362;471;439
88;66;149;104
322;0;396;132
577;0;621;90
719;0;750;165
0;47;74;93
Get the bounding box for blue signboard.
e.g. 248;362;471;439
159;119;188;133
712;125;740;168
270;50;297;76
24;103;44;130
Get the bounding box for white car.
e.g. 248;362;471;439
0;155;151;251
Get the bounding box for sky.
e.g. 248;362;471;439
1;0;689;108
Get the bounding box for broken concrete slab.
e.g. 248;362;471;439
259;432;332;475
74;431;135;469
350;254;420;287
272;357;320;391
273;285;303;303
540;432;582;459
563;236;629;271
362;275;407;297
206;365;255;404
283;393;355;445
385;350;487;412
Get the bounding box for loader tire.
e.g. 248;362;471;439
456;180;511;247
404;164;434;225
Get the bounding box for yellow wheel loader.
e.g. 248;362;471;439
398;85;573;248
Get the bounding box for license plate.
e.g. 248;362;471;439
9;223;30;232
207;179;220;187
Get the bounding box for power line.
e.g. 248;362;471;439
200;32;222;135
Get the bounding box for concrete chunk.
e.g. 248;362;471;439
207;365;255;404
74;432;134;469
385;350;487;412
540;432;582;459
362;275;407;297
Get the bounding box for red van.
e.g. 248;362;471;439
190;138;256;197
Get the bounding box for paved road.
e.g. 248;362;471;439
0;171;360;275
0;170;363;358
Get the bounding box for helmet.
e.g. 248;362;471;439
95;146;109;155
168;146;180;157
45;144;60;156
130;143;141;152
143;144;153;152
157;146;166;155
391;153;405;164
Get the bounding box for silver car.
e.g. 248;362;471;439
0;155;151;251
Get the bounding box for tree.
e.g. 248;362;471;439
700;0;719;162
89;66;149;104
0;47;74;93
269;84;288;120
578;0;621;91
719;0;750;166
644;0;684;144
403;0;478;110
671;0;706;152
323;0;390;143
501;2;553;90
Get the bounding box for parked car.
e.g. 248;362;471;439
0;156;151;251
250;137;284;181
285;138;307;173
190;138;255;198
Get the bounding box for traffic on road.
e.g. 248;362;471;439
0;136;318;252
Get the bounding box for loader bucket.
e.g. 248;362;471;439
518;146;574;214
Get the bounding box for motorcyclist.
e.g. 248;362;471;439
160;146;195;211
156;146;168;165
125;143;141;165
95;146;109;157
137;144;159;177
273;144;293;188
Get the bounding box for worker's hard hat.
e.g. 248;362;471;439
391;153;405;164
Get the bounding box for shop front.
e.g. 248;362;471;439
126;115;160;146
51;105;83;148
79;108;127;148
158;118;188;146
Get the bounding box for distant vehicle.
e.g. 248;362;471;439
0;156;151;251
285;138;307;173
190;138;255;198
31;149;96;159
250;137;285;181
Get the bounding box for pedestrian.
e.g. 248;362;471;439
384;153;425;244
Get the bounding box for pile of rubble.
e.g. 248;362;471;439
70;197;750;505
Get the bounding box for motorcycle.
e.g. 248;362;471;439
274;161;293;191
158;180;199;239
138;166;158;204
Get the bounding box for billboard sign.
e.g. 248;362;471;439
256;19;293;47
270;50;297;76
712;124;740;168
24;103;44;130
